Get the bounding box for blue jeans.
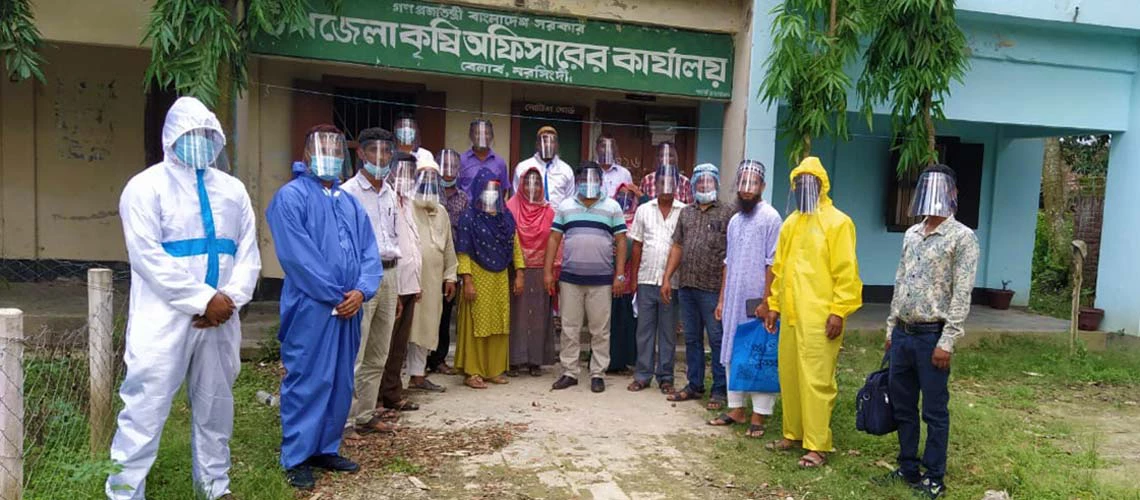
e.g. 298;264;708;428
678;288;725;398
889;327;950;481
634;284;677;385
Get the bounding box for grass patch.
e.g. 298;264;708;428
709;334;1140;500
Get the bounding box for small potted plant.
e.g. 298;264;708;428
1078;290;1103;331
990;280;1015;310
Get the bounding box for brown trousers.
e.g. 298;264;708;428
379;294;418;408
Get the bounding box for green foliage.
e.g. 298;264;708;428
0;0;46;82
760;0;865;166
1061;135;1111;176
858;0;969;174
1032;211;1072;293
142;0;341;107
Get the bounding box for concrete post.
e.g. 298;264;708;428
87;269;115;457
0;308;24;500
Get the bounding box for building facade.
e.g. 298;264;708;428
3;0;1139;334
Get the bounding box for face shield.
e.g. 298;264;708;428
172;128;229;172
576;168;603;200
413;168;443;205
439;148;461;187
359;138;395;179
470;120;494;150
615;188;638;220
477;180;504;214
305;131;349;181
655;142;679;170
654;164;679;196
394;118;420;150
736;160;766;196
909;170;957;218
789;173;822;215
595;138;618;166
692;167;719;204
537;133;559;161
390;156;418;197
522;169;545;203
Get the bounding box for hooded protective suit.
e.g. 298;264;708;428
266;149;382;470
768;156;862;453
107;97;262;499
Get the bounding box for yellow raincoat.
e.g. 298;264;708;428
768;156;863;453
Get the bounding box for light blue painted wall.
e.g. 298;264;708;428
957;0;1140;31
1097;71;1140;334
985;137;1045;304
745;0;782;202
696;101;725;168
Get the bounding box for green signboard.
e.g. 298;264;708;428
252;0;734;99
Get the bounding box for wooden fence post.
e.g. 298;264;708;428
0;308;24;500
88;269;115;456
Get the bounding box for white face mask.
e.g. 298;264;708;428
480;189;500;213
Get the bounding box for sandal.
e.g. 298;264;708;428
373;408;400;422
746;424;766;438
798;451;827;468
386;399;420;412
488;375;510;385
506;367;521;378
667;389;699;402
707;413;743;426
528;365;543;377
627;380;650;392
434;363;457;375
659;382;676;395
766;439;801;451
706;396;727;411
409;378;447;393
355;416;397;435
465;375;488;389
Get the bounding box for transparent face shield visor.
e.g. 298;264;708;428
478;180;504;213
439;149;461;182
537;134;558;161
394;118;420;149
909;171;957;217
470;121;494;149
655;143;679;169
522;171;545;203
390;158;418;196
306;131;349;181
358;139;395;176
615;189;638;217
576;169;603;200
172;128;229;172
736;160;766;196
789;173;822;215
693;173;718;199
595;138;618;165
413;168;443;204
655;165;679;196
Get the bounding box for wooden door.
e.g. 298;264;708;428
291;80;334;163
596;101;698;184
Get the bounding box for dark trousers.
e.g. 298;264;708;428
427;295;455;370
889;327;950;481
678;288;726;398
379;295;417;408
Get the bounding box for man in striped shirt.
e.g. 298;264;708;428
544;161;629;394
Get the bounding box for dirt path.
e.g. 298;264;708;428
328;370;753;500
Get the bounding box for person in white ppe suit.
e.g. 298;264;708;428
106;96;261;500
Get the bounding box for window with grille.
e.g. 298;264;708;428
332;87;415;166
886;137;983;232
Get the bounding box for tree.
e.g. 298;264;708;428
760;0;865;166
1060;135;1110;177
0;0;46;82
858;0;969;174
1041;137;1070;259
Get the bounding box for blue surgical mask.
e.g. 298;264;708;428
395;127;417;145
441;177;457;188
363;161;390;179
309;155;343;181
695;191;717;204
173;134;219;170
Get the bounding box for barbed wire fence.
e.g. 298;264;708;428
0;260;131;499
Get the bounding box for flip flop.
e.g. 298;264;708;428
627;380;649;392
355;416;397;435
667;389;700;402
707;413;743;426
746;424;766;438
488;375;510;385
798;451;827;468
659;382;676;395
706;397;727;411
386;399;420;412
465;376;488;389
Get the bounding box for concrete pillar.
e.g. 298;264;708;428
696;101;725;168
986;136;1044;305
1096;73;1140;335
720;0;781;201
0;78;38;259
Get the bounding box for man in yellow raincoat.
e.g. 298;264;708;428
764;156;862;468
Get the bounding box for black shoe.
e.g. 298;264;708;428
552;375;578;390
306;454;360;473
591;377;605;393
920;477;946;499
285;466;316;490
872;469;921;489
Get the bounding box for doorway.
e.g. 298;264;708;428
510;102;590;175
595;101;697;184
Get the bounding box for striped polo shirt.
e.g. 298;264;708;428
552;196;627;286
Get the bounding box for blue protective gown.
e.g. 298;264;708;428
266;173;382;469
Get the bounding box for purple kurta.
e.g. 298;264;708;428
458;149;512;198
719;201;783;365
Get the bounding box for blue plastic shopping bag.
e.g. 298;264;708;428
728;319;780;393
